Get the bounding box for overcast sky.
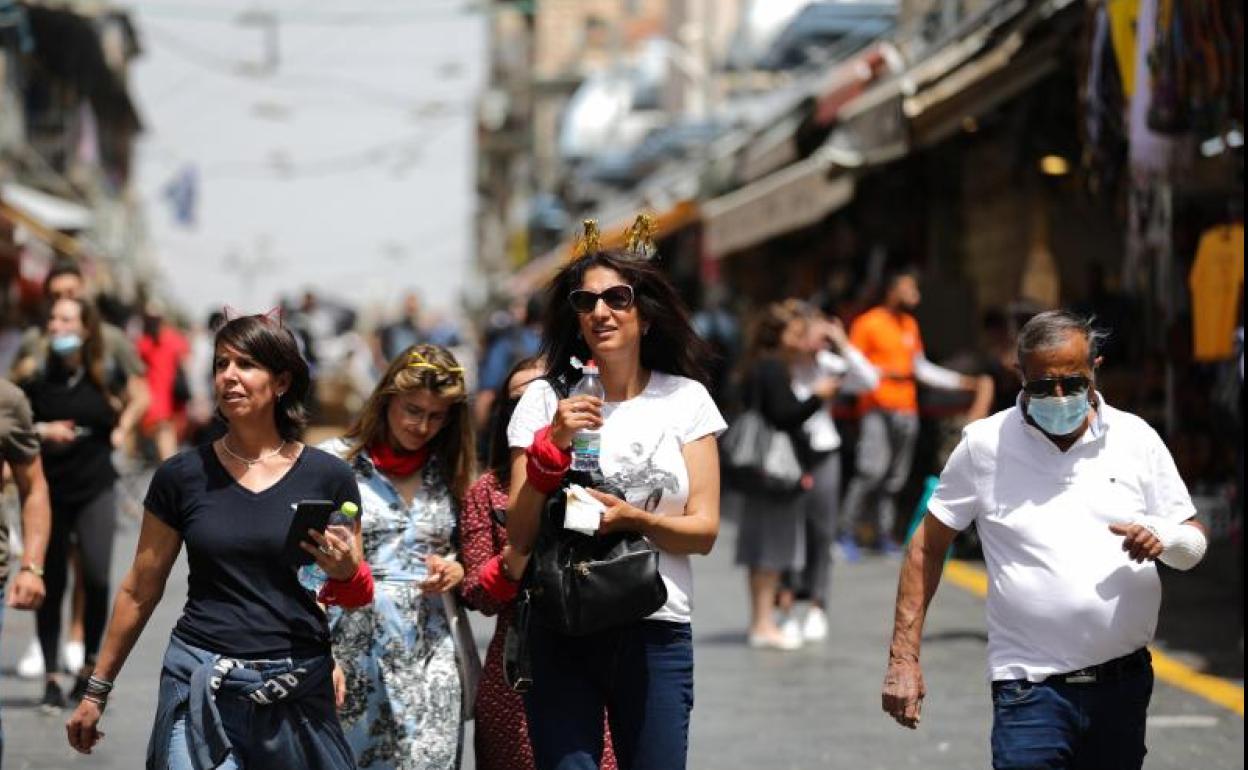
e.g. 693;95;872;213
126;1;485;323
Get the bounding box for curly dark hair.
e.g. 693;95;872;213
538;251;710;386
214;315;311;441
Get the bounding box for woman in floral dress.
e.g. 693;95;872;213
320;344;476;769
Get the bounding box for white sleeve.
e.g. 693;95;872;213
679;380;728;444
913;353;966;390
506;379;558;449
926;433;982;531
1140;428;1197;524
837;347;881;394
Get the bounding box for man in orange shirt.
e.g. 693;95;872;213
841;269;981;557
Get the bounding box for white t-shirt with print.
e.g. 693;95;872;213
928;396;1196;681
507;372;727;625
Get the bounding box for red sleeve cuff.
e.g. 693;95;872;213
318;561;375;608
525;426;572;495
479;555;520;603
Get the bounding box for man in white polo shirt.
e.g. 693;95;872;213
880;310;1208;770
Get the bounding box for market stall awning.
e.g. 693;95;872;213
0;182;92;257
506;200;700;296
903;26;1063;148
702;151;854;259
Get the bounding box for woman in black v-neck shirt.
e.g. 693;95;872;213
16;297;126;711
65;314;362;770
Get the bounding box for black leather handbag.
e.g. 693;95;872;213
526;472;668;637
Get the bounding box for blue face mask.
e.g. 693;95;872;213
1026;392;1089;436
50;333;83;356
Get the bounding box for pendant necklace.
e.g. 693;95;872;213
221;437;286;468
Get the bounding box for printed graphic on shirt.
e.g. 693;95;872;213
604;433;681;512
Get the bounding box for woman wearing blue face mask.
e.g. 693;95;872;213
13;297;141;711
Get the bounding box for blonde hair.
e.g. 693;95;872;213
343;344;475;501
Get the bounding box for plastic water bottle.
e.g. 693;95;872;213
298;502;361;592
570;360;606;472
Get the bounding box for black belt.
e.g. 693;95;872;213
1051;648;1151;685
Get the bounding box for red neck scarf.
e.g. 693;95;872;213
367;441;430;478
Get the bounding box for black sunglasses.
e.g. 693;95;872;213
568;285;635;314
1022;375;1091;398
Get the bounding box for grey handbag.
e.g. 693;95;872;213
719;408;803;493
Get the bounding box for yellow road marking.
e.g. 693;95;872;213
943;559;1244;717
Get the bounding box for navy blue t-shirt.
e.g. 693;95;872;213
144;443;360;658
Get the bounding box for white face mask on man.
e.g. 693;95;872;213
1025;391;1089;436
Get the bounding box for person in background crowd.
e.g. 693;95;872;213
459;355;619;770
12;262;150;681
506;232;725;769
840;268;986;557
474;295;542;432
137;299;190;461
319;343;475;770
733;302;839;650
882;311;1208;770
13;297;143;710
378;291;429;363
65;313;365;768
691;283;743;410
185;311;226;445
978;308;1025;416
778;301;879;643
0;377;52;764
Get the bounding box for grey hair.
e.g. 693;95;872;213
1016;310;1109;366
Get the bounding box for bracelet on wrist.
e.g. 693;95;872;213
19;563;45;577
85;675;114;695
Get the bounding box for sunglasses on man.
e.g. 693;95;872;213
568;285;635;314
1021;375;1091;398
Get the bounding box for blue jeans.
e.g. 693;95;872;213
991;665;1154;770
525;620;694;770
167;706;241;770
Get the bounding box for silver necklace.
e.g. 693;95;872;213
221;437;286;468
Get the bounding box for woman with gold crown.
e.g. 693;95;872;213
319;343;478;769
503;217;726;769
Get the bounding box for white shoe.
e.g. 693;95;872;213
802;607;829;642
16;639;45;678
778;613;804;647
63;640;85;674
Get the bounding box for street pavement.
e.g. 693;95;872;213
2;506;1242;769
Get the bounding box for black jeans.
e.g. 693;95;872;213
991;663;1154;770
37;488;116;672
525;620;694;770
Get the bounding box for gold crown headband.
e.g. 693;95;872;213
571;214;658;262
407;351;464;376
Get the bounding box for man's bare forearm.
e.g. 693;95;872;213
888;515;956;662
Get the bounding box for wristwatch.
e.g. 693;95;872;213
19;563;45;578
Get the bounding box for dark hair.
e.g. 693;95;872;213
539;251;710;386
486;355;543;484
1016;310;1109;367
43;261;84;295
214;315;311;441
740;300;806;373
883;266;919;292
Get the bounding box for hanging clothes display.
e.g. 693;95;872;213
1189;222;1245;361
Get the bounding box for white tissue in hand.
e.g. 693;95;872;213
564;484;605;535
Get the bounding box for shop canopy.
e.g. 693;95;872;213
702;150;853;259
0;182;92;257
506;200;699;297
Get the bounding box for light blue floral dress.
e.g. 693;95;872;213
320;439;462;770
